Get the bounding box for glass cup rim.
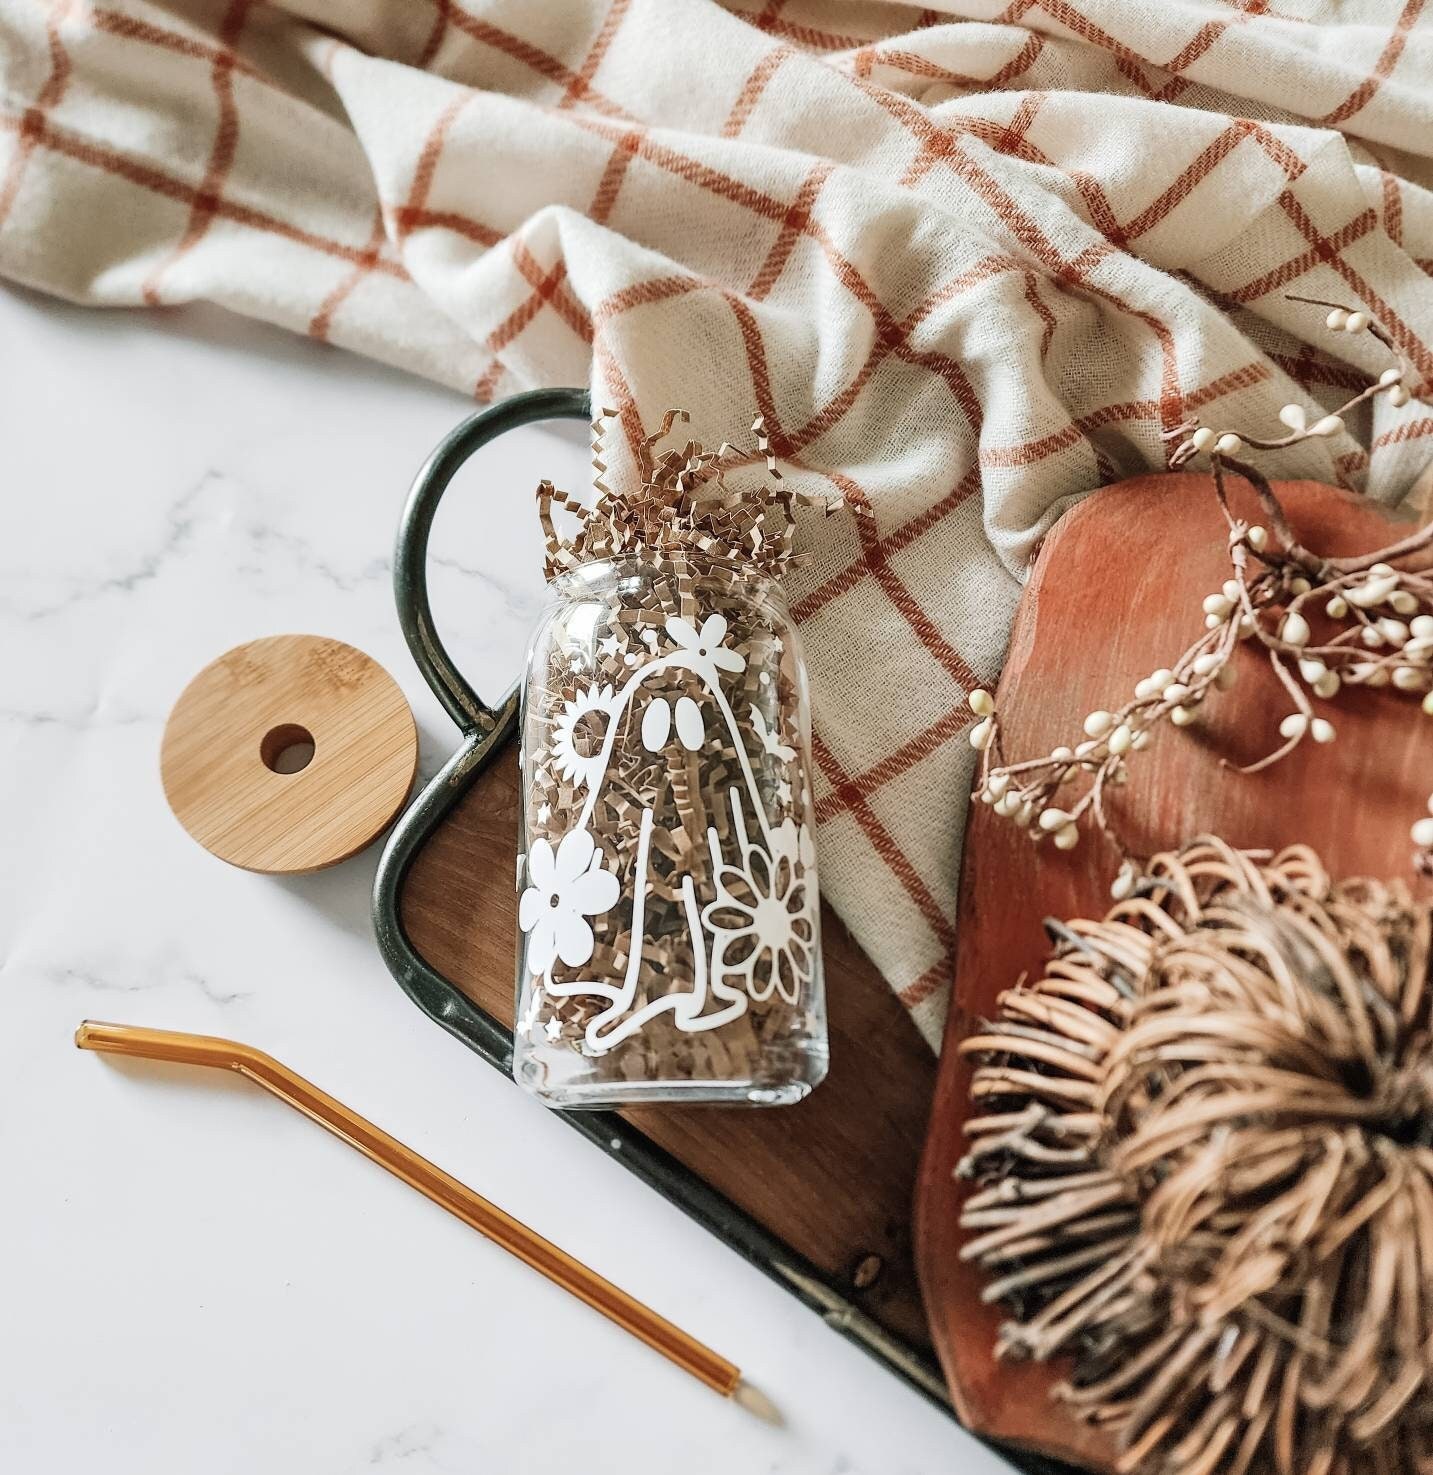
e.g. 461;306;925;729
551;551;788;602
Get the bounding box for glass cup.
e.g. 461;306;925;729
513;554;828;1107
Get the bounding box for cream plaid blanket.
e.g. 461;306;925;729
5;0;1430;1044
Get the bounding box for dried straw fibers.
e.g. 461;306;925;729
958;837;1433;1475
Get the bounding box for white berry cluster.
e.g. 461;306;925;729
1325;309;1413;409
1279;567;1433;706
1414;796;1433;874
967;687;1143;857
1414;798;1433;850
1168;297;1411;471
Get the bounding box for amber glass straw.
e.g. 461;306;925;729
75;1021;740;1397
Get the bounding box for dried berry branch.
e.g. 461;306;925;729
965;300;1432;890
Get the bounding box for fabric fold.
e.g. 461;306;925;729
4;0;1430;1043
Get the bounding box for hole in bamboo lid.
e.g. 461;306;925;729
261;723;315;775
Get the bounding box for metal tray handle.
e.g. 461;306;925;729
374;388;590;1058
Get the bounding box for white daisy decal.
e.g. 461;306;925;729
702;841;815;1006
519;828;619;976
550;683;617;790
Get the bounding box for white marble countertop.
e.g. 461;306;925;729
0;283;1008;1474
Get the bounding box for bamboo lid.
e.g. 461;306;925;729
161;635;418;874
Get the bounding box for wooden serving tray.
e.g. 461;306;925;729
914;474;1432;1471
400;747;938;1358
372;390;996;1441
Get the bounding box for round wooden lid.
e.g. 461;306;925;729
161;635;419;874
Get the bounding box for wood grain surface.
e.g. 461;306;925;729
400;747;939;1352
162;634;418;874
914;474;1433;1470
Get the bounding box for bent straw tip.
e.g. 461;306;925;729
732;1380;783;1426
74;1020;141;1054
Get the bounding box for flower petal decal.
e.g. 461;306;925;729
556;915;595;969
518;826;618;976
665;615;700;649
769;817;800;863
666;613;746;675
518;881;546;933
675;695;704;750
527;836;557;891
554;826;595;878
567;859;620;916
641;696;671;753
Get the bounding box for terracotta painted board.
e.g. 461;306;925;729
400;749;939;1353
915;475;1432;1470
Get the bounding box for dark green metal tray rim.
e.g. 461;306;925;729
370;387;1061;1474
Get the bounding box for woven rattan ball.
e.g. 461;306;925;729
958;836;1433;1475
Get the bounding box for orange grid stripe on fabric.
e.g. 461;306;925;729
142;0;253;306
4;0;1429;1039
0;3;73;232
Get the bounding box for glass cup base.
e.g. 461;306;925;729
514;1047;829;1110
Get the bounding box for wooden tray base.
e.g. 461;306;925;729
399;750;941;1364
376;386;973;1433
